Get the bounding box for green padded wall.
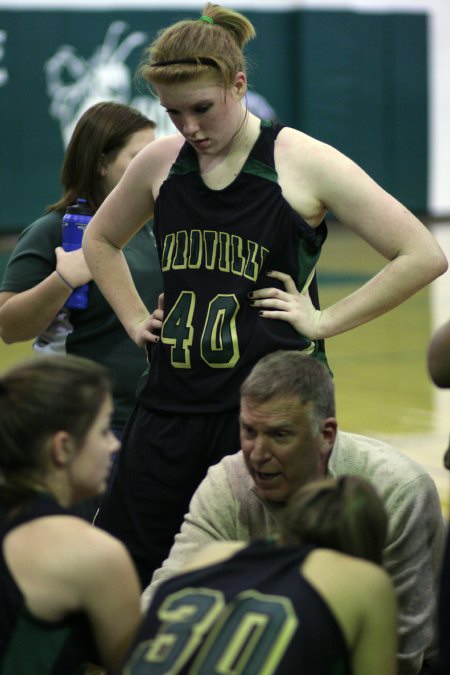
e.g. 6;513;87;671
0;8;427;232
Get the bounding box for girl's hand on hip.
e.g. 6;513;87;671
249;270;323;339
132;293;165;347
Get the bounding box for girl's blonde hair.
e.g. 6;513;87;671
138;3;256;90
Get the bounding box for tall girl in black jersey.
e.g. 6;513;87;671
124;476;397;675
83;3;447;587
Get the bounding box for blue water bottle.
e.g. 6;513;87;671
61;198;93;310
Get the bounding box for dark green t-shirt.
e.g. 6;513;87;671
0;210;162;429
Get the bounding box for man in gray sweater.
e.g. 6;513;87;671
143;350;445;675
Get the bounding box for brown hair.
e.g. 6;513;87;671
138;3;256;90
280;476;388;565
0;355;111;504
48;101;155;213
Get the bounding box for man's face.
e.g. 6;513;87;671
240;395;336;503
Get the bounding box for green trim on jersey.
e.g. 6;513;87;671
169;148;279;184
1;608;70;675
242;156;278;183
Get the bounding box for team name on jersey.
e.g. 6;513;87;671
161;229;270;281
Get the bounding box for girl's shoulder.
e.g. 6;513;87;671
140;132;184;163
302;549;396;658
126;133;185;196
4;515;132;617
275;126;335;164
4;514;112;580
302;548;394;606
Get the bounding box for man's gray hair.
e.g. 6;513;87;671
241;351;335;432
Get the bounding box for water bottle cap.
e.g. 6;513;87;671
65;198;94;216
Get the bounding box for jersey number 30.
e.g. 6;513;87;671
125;587;298;674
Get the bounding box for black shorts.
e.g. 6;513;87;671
96;404;241;588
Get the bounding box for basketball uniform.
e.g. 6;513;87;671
124;541;351;675
0;493;96;674
97;120;329;587
141;119;328;412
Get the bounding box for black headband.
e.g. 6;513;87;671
151;57;219;68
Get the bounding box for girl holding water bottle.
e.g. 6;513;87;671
0;102;161;437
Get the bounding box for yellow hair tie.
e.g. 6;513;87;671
199;15;214;25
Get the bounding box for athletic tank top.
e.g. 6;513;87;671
125;541;352;674
0;493;96;674
139;120;328;413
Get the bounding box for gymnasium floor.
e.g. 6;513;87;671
1;221;449;512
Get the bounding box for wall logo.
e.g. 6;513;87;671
44;20;276;148
45;21;175;146
0;30;8;87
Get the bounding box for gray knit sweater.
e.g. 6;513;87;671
143;430;445;675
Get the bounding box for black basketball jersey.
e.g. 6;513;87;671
124;541;352;675
0;493;95;674
140;120;328;413
439;531;450;673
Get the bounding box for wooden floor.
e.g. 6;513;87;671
1;222;449;511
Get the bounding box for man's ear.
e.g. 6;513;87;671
319;417;337;471
51;431;75;467
233;71;247;101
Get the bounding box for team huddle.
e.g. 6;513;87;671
0;3;449;675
